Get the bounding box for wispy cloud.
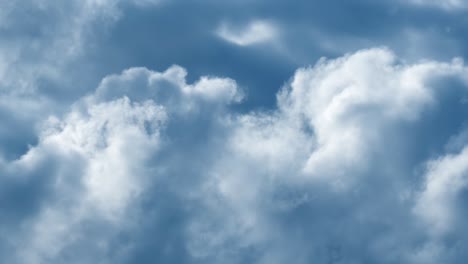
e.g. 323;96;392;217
408;0;468;9
216;20;278;46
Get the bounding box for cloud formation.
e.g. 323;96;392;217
2;1;468;263
0;64;241;263
2;47;468;263
191;48;468;263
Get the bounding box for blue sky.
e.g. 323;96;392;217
1;1;468;263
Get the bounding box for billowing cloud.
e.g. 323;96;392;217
189;48;468;263
0;65;241;263
12;97;166;263
2;47;468;263
415;145;468;236
2;1;468;263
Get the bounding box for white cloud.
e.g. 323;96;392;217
216;20;278;46
188;48;468;263
4;65;241;263
410;143;468;264
3;0;468;262
93;65;243;116
3;48;468;263
277;48;467;187
414;145;468;236
13;97;166;263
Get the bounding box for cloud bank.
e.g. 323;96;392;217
2;47;468;263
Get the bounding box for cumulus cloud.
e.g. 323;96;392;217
8;97;167;263
0;65;241;263
2;47;468;264
94;65;242;110
190;48;468;263
415;145;468;235
216;20;278;46
4;0;468;262
282;49;467;184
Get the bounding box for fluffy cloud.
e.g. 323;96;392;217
2;47;468;263
0;65;240;263
5;97;166;263
94;65;242;110
3;0;468;262
282;49;466;184
415;145;468;235
189;48;468;263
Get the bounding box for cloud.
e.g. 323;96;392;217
0;0;163;162
0;65;240;263
280;48;466;185
0;0;161;97
408;0;468;10
415;145;468;236
216;20;278;46
2;47;468;263
3;1;468;262
189;48;468;263
94;65;242;109
9;97;167;263
410;143;468;263
0;0;116;93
